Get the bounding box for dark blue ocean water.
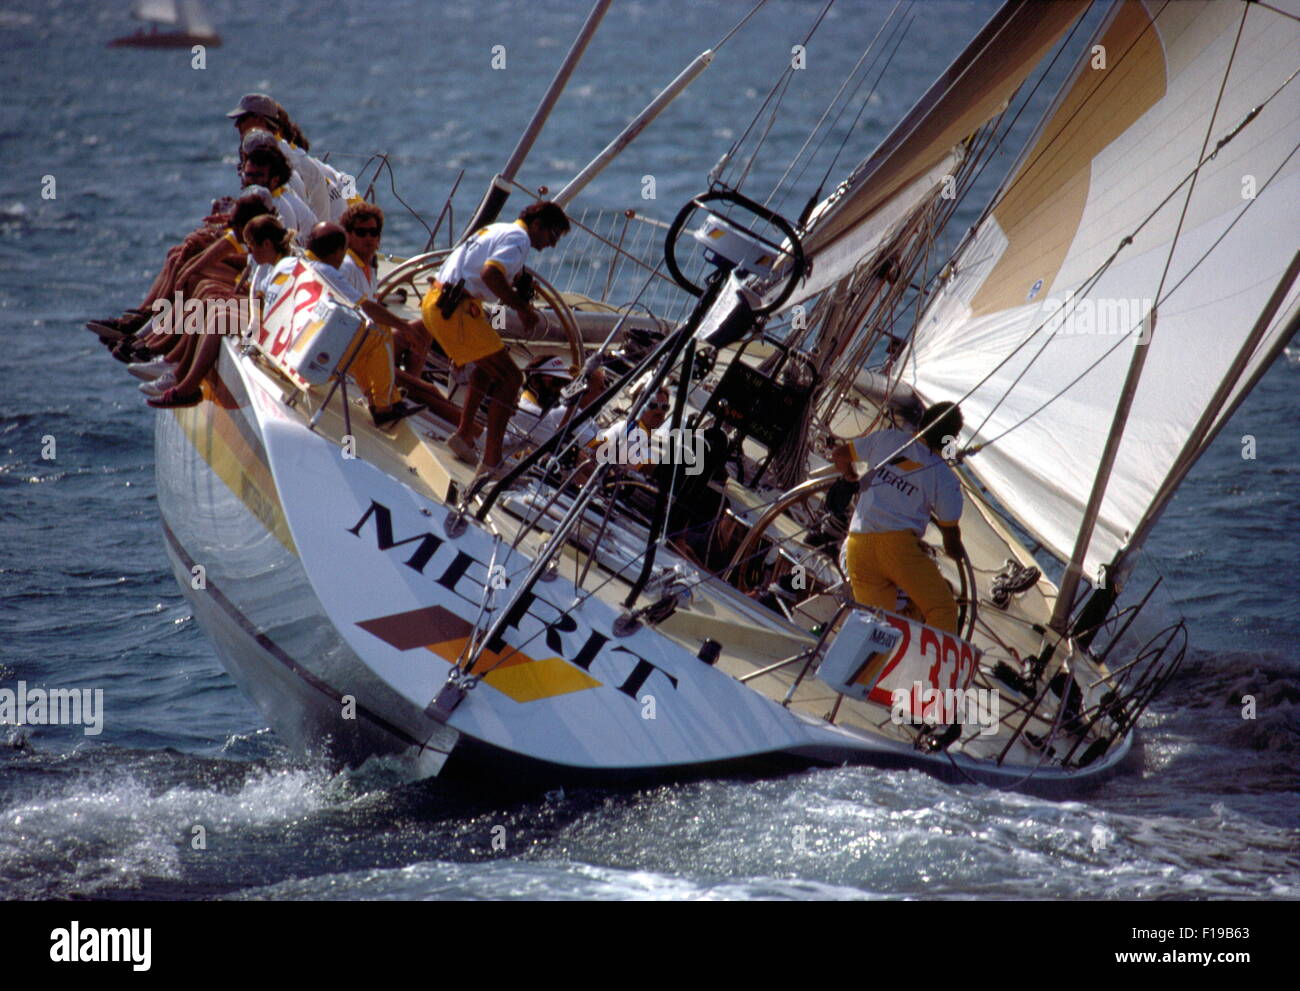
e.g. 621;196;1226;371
0;0;1296;900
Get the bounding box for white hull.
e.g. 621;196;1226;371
154;341;1133;792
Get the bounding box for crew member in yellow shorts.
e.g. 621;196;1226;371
300;223;418;429
421;201;570;471
830;402;966;633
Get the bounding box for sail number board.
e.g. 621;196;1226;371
252;260;366;389
818;609;980;709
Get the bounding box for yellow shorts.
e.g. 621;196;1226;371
845;529;958;633
420;282;504;366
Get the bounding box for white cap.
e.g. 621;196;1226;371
529;356;572;380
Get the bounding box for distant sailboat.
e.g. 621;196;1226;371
109;0;221;48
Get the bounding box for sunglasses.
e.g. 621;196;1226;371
646;401;669;411
352;226;382;237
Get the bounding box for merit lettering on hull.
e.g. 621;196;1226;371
347;501;679;705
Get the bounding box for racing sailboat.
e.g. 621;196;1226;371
109;0;221;49
148;0;1298;791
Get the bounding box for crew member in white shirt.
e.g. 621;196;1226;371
830;402;966;633
303;223;420;429
240;132;315;245
419;200;570;471
510;355;604;450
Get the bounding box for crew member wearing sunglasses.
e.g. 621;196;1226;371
340;203;459;423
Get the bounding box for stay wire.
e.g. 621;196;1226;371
814;9;914;200
713;0;772;50
720;0;837;192
936;53;1299;451
764;0;905;211
975;133;1300;453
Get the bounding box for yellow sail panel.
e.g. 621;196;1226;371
971;0;1166;317
801;0;1086;264
907;0;1300;577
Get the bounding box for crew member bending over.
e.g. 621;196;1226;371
831;401;966;633
420;200;570;471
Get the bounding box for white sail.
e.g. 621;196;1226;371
903;0;1300;580
177;0;215;37
131;0;179;25
782;0;1087;310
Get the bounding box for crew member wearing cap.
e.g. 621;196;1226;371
510;355;604;449
240;132;316;241
420;201;570;471
227;93;356;223
830;402;966;633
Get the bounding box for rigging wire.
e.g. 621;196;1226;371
811;10;914;204
764;0;906;212
921;42;1300;452
961;0;1172;243
1152;1;1252;311
974;133;1300;453
718;0;837;192
712;0;773;50
1250;0;1300;25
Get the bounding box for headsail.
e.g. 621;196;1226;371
902;0;1300;587
783;0;1087;309
177;0;215;37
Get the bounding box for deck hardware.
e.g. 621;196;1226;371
612;612;641;638
443;509;468;538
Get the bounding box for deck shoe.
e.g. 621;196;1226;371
139;373;177;398
147;387;203;409
128;357;174;381
447;433;478;464
371;401;426;430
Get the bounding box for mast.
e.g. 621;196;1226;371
553;48;715;207
1049;308;1155;632
462;0;612;236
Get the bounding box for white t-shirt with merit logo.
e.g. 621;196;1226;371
849;428;963;536
436;220;530;301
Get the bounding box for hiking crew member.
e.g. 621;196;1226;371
303;222;421;429
240;131;314;244
831;402;966;633
420;200;570;471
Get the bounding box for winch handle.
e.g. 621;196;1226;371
664;189;806;315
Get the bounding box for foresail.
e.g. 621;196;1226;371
903;0;1300;579
177;0;215;37
782;0;1086;310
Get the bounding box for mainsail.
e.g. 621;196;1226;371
131;0;179;25
900;0;1300;594
130;0;215;37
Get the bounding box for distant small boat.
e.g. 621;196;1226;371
108;0;221;48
